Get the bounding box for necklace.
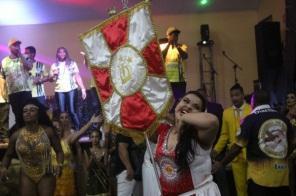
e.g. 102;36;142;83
165;127;178;152
92;148;105;160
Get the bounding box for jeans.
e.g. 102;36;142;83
34;96;46;107
55;89;80;129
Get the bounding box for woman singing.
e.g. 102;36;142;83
50;47;86;130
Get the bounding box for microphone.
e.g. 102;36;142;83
222;50;226;56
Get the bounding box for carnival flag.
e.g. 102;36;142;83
80;1;172;143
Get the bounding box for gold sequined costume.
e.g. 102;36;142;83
15;126;51;183
52;139;76;196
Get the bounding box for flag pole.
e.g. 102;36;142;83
144;132;162;195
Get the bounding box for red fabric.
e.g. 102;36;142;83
91;68;113;102
101;15;128;52
121;92;156;130
155;124;195;196
142;38;165;75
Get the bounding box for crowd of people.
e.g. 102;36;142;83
0;26;295;196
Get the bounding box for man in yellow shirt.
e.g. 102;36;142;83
214;90;292;196
212;83;251;196
160;27;188;104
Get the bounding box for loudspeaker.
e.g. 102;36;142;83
200;24;210;41
255;21;283;90
286;0;296;31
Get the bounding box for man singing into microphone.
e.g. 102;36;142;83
160;27;188;107
1;38;33;126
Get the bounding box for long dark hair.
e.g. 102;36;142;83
175;91;207;171
56;47;72;66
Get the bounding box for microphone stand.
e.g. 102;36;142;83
222;51;242;84
203;54;218;76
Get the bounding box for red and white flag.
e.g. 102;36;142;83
80;1;172;142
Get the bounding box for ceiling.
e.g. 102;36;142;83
0;0;261;26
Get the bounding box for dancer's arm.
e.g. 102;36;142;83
46;126;64;175
69;115;102;144
181;112;219;148
118;141;134;181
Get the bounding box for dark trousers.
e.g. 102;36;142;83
248;179;290;196
9;91;32;126
35;96;46;107
89;87;101;115
0;103;9;139
170;82;186;112
55;89;80;129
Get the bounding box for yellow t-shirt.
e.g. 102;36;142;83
247;159;289;187
160;43;187;82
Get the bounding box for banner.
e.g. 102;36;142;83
80;1;172;143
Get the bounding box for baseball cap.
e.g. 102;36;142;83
166;27;181;36
8;38;21;47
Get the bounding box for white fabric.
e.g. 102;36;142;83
80;2;173;132
128;6;155;51
50;61;79;92
141;76;172;114
81;31;111;68
29;61;47;97
8;105;15;129
143;138;219;196
156;128;217;195
143;143;161;196
117;170;136;196
252;104;273;114
103;91;122;127
111;46;147;96
232;102;246;118
179;176;220;196
189;143;213;188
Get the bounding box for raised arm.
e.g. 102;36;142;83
176;44;188;60
69;115;103;144
19;53;33;71
118;142;134;181
181;112;219;149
